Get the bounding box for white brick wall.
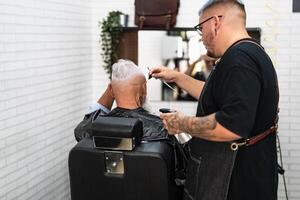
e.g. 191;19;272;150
0;0;94;199
1;0;299;199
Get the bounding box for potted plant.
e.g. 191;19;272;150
99;11;124;79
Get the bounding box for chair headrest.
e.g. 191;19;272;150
91;117;143;150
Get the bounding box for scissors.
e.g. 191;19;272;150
147;67;177;92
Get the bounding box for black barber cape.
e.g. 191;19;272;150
183;39;278;200
106;107;169;141
75;107;168;141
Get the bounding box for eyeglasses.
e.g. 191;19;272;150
194;15;222;36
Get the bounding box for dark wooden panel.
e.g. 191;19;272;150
247;28;261;44
293;0;300;12
118;30;138;65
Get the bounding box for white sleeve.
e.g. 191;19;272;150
86;103;110;114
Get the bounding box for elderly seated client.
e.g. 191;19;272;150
74;59;188;189
75;59;169;142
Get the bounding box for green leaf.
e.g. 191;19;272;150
99;10;124;80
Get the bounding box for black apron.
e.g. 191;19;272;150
183;62;237;200
183;138;237;200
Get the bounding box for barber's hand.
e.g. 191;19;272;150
160;111;185;135
149;66;179;83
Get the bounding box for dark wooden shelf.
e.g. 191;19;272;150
121;26;195;31
120;26;261;33
117;26;261;64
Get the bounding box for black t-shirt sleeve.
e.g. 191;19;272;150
215;66;261;138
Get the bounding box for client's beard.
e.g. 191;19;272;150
140;96;152;113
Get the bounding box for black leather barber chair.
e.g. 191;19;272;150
69;117;182;200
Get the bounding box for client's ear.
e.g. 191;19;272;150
142;82;147;96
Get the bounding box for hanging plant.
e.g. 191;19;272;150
99;11;124;79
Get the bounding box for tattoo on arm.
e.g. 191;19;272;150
180;114;217;137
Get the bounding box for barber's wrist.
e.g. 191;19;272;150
174;70;183;83
181;115;191;134
176;70;189;84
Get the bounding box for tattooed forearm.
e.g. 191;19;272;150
180;113;217;137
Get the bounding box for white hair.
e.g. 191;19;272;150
111;59;146;81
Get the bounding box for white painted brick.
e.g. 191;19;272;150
0;157;6;169
291;97;300;104
0;178;5;192
283;157;300;165
278;149;289;157
290;69;300;77
290;151;300;157
291;191;300;198
0;14;16;25
291;83;300;89
291;123;300;130
291;27;300;34
279;109;289;117
280;102;300;109
6;184;28;200
0;90;17;101
280;117;300;124
291;137;300;144
0;144;17;158
5;149;29;166
276;54;290;62
281;144;300;152
290;130;300;137
0;163;18;179
5;120;36;137
284;184;300;192
279;96;289;103
0;127;16;141
277;48;291;55
291;108;300;116
5;166;28;185
278;121;290;130
290;178;300;184
0;181;17;198
278;135;289;144
290;165;300;171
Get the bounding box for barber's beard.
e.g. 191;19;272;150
205;32;218;58
207;50;215;58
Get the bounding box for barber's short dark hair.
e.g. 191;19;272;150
199;0;246;16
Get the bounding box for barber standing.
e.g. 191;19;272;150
150;0;279;200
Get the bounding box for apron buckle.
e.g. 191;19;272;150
230;139;249;151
